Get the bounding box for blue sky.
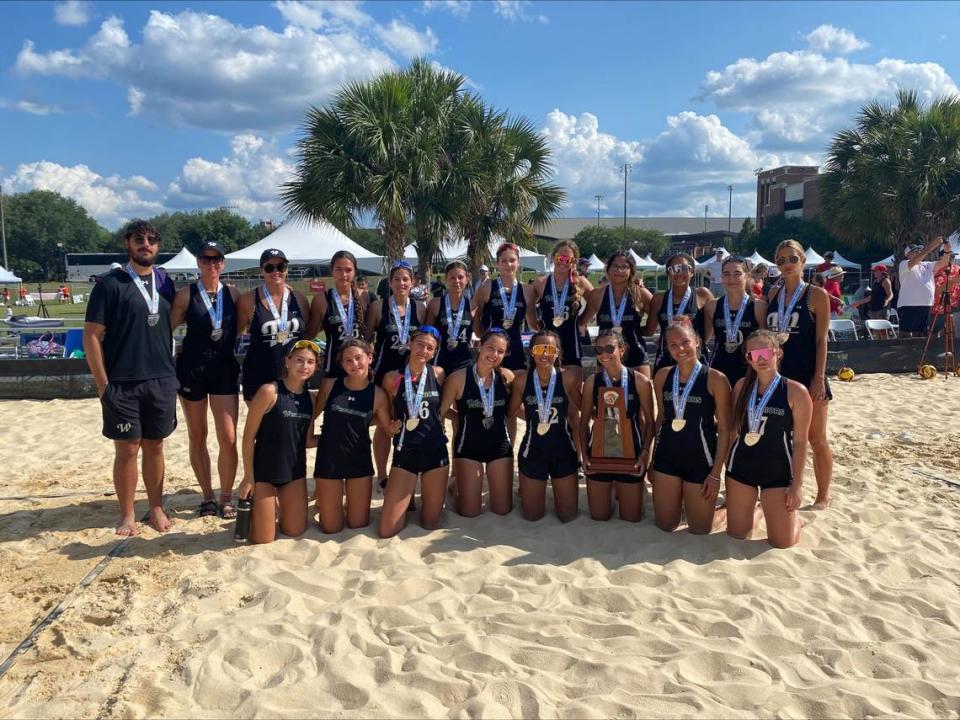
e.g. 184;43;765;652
1;0;958;229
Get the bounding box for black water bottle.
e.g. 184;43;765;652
234;498;252;543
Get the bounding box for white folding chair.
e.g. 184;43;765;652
72;293;84;304
829;318;858;341
888;308;899;329
865;318;897;339
25;295;35;307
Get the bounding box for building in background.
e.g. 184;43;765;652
755;166;821;232
66;253;176;282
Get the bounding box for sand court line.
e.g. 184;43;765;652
911;468;960;489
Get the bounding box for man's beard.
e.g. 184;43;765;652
131;251;156;267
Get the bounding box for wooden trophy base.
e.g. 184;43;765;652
587;456;641;475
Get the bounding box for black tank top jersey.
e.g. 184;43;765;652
316;378;374;463
869;279;888;312
321;288;362;376
766;285;826;390
253;381;312;484
436;293;473;374
181;283;238;364
654;366;717;466
654;288;701;370
710;295;760;386
590;370;643;457
481;278;527;370
373;297;420;381
453;366;510;453
597;287;647;367
538;275;582;365
726;379;794;484
518;369;576;459
392;367;444;453
243;288;306;389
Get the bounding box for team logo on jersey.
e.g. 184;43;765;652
116;422;132;433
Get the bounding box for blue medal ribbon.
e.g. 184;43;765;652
777;281;806;336
672;361;703;422
666;286;692;323
748;373;782;435
389;296;412;345
196;281;223;332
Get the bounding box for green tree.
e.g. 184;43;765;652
572;226;668;261
733;217;757;255
3;190;110;280
119;209;260;253
820;89;960;256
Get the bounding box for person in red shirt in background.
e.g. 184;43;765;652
816;251;835;275
822;266;845;318
1;287;9;306
931;259;960;335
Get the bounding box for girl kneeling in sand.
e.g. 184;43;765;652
379;327;449;538
508;330;582;522
725;330;812;548
312;338;394;533
439;329;515;517
238;341;320;544
650;320;732;534
580;328;655;522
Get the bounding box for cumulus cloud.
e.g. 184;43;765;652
492;0;548;23
2;99;64;115
53;0;90;26
3;162;163;227
14;8;437;132
375;19;438;58
804;24;869;54
421;0;472;18
165;135;295;221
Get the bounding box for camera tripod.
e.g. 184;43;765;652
918;261;957;377
36;282;50;319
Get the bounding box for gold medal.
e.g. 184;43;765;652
536;421;550;435
744;431;761;446
552;316;563;328
671;418;686;432
275;330;289;343
502;318;513;329
447;340;458;351
777;332;790;344
405;417;419;431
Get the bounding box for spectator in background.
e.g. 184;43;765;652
897;237;952;337
410;273;428;302
816;251;835;275
708;249;725;296
473;265;490;295
356;276;377;304
2;287;9;306
931;258;960;335
822;266;845;318
859;265;893;320
750;264;767;299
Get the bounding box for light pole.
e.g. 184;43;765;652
594;194;603;227
0;183;7;270
727;185;733;232
621;164;631;244
704;204;708;234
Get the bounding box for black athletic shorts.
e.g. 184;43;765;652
454;438;513;464
392;446;449;475
100;376;179;441
586;469;645;485
897;305;930;334
518;448;579;481
314;451;375;480
725;473;791;491
651;459;712;485
176;356;240;401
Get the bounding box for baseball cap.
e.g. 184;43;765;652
906;243;924;255
260;248;287;265
479;265;489;272
872;264;888;272
199;241;226;257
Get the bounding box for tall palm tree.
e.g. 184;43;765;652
820;89;960;256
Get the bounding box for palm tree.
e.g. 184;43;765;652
282;59;465;266
820;89;960;256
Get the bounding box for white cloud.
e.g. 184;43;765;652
804;24;869;54
54;0;90;26
273;0;371;29
541;110;643;193
166;135;295;222
375;19;438;58
4;99;64;116
492;0;548;23
3;162;163;227
422;1;471;18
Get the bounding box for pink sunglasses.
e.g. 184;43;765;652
746;347;775;363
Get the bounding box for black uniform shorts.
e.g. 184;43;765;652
518;446;579;481
100;376;179;441
177;355;240;401
392;445;449;475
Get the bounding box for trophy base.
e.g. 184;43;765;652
587;457;640;475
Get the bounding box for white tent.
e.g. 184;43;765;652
159;247;199;276
748;250;774;268
695;247;730;268
827;250;860;270
803;246;826;268
403;237;546;272
0;266;22;283
225;218;383;273
628;249;644;266
637;254;663;272
874;255;895;267
586;254;604;272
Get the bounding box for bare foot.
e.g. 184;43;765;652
813;496;831;510
116;516;139;536
148;507;171;533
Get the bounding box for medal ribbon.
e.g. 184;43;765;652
723;294;749;344
603;365;629;397
608;285;629;327
777;281;806;335
390;296;412;344
445;292;466;344
404;366;428;421
197;281;223;332
549;275;570;320
125;264;159;315
666;286;692;324
473;364;496;418
747;373;782;435
498;280;518;324
261;284;289;331
671;361;702;422
331;288;355;336
533;367;557;425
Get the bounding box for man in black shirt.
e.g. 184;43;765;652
84;220;178;535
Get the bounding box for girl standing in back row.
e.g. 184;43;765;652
533;241;593;382
645;253;711;373
305;250;368;380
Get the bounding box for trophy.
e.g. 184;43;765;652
588;386;639;474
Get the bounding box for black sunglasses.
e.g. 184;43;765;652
263;262;288;273
199;255;224;264
595;344;619;355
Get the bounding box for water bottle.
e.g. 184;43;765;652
234;498;252;543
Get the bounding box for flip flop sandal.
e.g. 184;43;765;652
198;499;219;517
219;497;237;519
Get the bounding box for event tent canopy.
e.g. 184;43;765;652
404;237;546;271
225;218;383;273
159;247;199;276
0;266;22;283
827;250;860;270
586;254;604;272
803;247;826;268
695;247;730;268
748;250;774;268
636;253;663;271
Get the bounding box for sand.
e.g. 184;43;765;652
1;373;959;718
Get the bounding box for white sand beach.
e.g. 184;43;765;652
1;373;959;718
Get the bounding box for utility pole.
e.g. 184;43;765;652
727;185;733;232
0;183;7;270
594;194;603;227
621;164;631;243
704;204;708;234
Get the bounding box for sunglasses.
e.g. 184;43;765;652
199;255;224;264
746;347;775;363
776;255;802;266
132;236;159;246
595;343;619;355
415;325;441;341
666;264;691;275
531;343;559;357
554;255;574;265
262;262;288;273
608;263;631;272
290;339;321;354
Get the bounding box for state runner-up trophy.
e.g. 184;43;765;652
589;386;639;474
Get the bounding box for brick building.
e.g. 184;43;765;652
755;166;822;232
